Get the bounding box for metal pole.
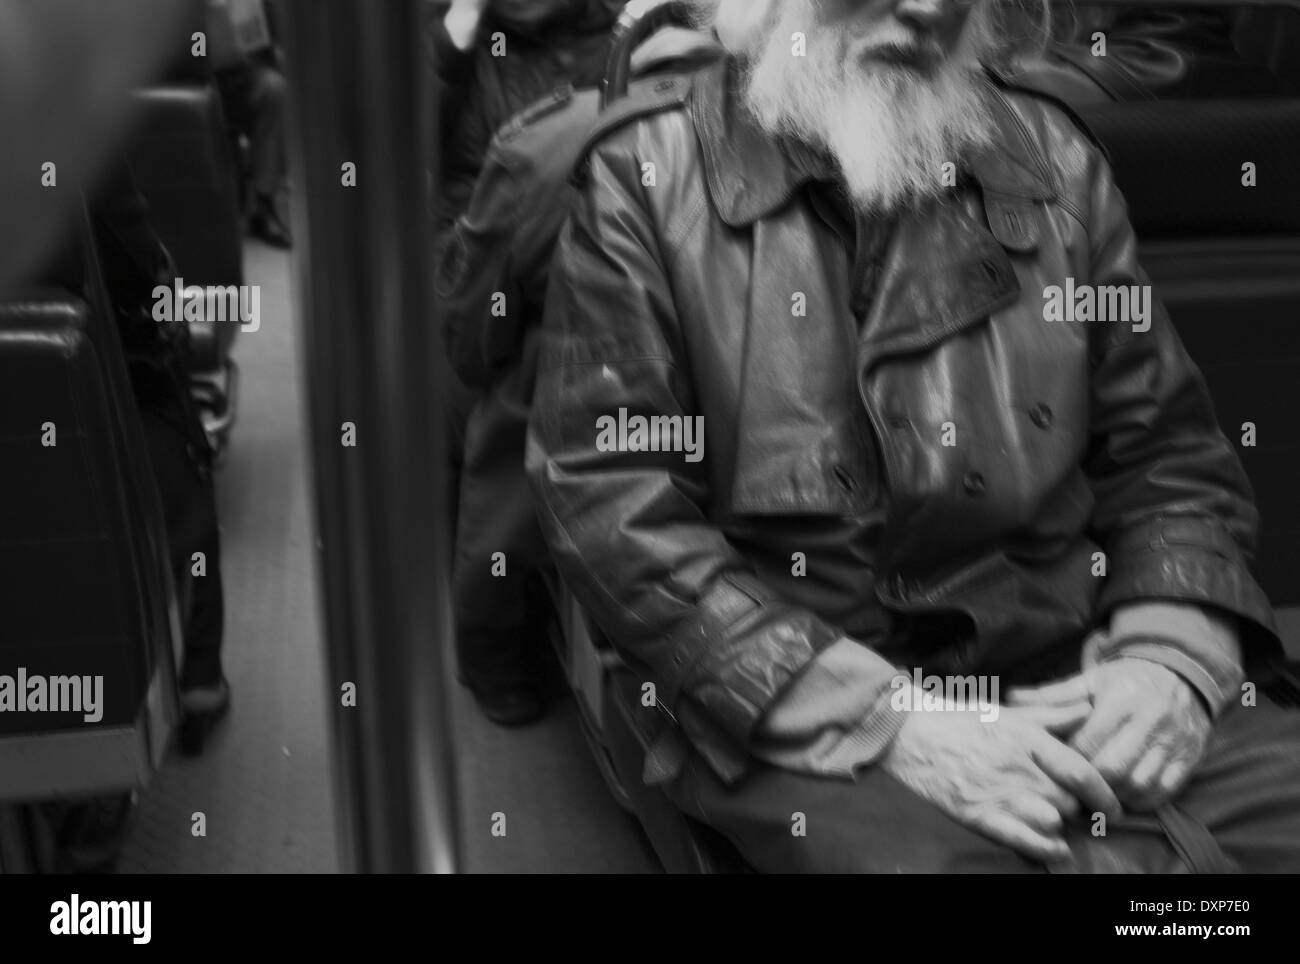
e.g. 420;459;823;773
278;0;459;874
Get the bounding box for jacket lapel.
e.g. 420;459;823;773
857;199;1022;374
729;215;875;516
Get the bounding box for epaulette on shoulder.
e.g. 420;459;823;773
982;61;1112;162
496;83;578;146
570;74;693;187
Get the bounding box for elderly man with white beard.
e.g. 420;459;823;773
526;0;1300;872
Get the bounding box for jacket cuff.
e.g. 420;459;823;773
662;572;840;757
1096;515;1279;662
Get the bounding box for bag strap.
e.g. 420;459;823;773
1155;803;1239;874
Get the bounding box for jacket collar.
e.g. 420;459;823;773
689;57;1058;229
701;60;1049;516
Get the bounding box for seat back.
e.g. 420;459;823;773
1234;7;1300;88
0;208;179;801
546;570;752;873
126;83;243;373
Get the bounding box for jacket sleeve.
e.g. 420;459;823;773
527;136;855;779
434;141;526;389
1080;146;1280;666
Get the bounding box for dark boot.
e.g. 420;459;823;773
248;191;291;248
179;677;232;757
457;628;546;727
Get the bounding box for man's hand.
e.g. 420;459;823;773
1008;659;1211;812
879;693;1121;864
445;0;490;51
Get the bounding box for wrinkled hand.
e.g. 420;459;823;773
880;692;1121;864
1008;659;1211;812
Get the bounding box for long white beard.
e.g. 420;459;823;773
734;0;998;215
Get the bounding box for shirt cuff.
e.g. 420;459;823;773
1084;601;1245;717
749;637;906;778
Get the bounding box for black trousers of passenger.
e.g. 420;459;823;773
215;55;288;203
451;334;555;684
133;365;225;690
666;696;1300;873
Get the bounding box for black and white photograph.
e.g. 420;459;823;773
2;0;1299;925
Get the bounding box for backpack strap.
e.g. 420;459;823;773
570;73;692;187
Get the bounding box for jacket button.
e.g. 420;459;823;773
963;471;986;495
1029;403;1053;429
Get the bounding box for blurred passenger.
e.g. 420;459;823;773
436;22;722;724
427;0;628;723
428;0;629;231
527;0;1300;871
94;163;230;755
206;0;291;247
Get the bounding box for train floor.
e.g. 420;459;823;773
113;238;1300;875
117;238;657;873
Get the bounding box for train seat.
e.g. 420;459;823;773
547;578;752;873
602;665;755;873
0;212;180;803
1234;7;1300;90
126;82;243;455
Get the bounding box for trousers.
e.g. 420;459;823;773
216;56;287;200
665;695;1300;873
134;365;225;690
451;332;554;683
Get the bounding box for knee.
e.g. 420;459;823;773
250;67;287;118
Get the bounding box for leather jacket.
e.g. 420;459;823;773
527;57;1280;782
